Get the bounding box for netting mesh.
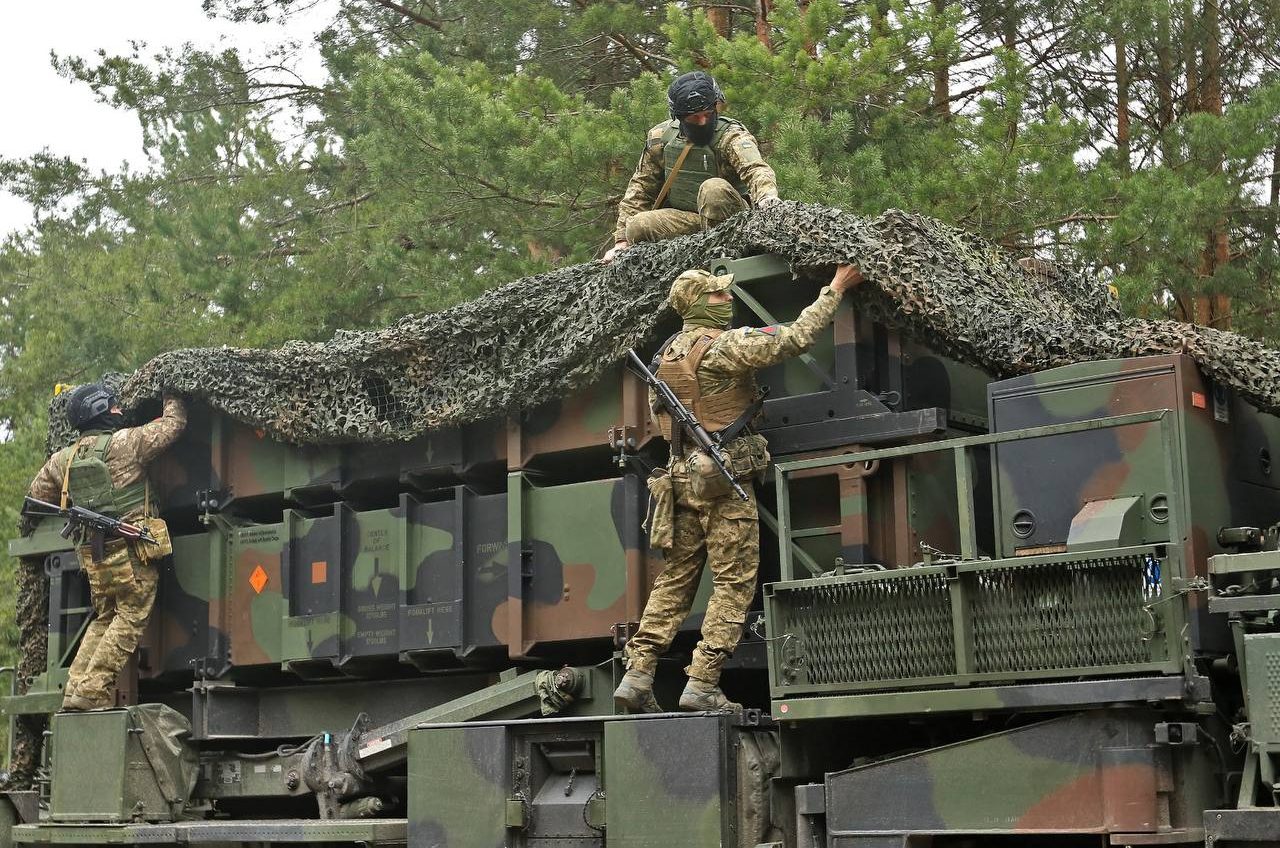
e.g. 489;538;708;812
45;202;1280;450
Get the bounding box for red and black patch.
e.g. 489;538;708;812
756;325;779;335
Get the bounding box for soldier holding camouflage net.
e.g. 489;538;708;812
615;263;864;712
603;71;779;263
23;384;186;711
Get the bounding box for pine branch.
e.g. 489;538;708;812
369;0;446;32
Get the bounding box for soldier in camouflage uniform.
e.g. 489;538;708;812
24;385;186;711
615;263;864;711
603;71;779;263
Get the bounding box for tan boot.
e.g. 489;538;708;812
678;678;741;712
612;670;663;714
60;693;98;712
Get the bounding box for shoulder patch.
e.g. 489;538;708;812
754;325;779;335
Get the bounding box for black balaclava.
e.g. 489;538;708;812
92;412;127;432
681;117;716;146
668;71;722;146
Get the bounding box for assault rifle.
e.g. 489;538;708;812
21;497;157;545
625;349;749;501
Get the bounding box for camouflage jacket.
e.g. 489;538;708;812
28;397;188;516
653;285;842;424
614;118;779;241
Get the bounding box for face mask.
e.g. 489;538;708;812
682;295;734;329
90;412;127;432
680;118;716;146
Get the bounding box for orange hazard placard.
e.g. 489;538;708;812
249;565;269;594
311;561;328;584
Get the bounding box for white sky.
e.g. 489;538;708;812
0;0;334;240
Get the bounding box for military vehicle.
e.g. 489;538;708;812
3;254;1279;848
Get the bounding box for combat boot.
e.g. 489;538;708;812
613;670;663;713
59;693;98;712
678;678;741;712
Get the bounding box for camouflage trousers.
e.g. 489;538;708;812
624;178;749;244
66;539;158;706
627;479;759;684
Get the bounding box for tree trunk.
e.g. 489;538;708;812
1183;0;1199;112
1003;0;1019;144
933;0;951;120
798;0;817;56
755;0;772;49
707;5;730;37
1270;142;1280;264
1195;0;1230;328
1272;143;1280;211
1156;8;1175;163
1114;7;1130;173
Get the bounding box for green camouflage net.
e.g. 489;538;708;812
46;202;1280;449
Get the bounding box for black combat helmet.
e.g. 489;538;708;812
667;71;725;119
65;383;118;432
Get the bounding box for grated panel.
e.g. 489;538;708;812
771;552;1164;692
776;572;954;685
971;554;1152;673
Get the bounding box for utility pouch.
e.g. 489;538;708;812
79;538;137;598
688;434;772;501
646;469;675;550
140;517;174;563
727;433;772;481
687;450;733;501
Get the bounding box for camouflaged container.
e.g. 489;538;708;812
409;712;780;848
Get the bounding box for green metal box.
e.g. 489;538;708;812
1244;633;1280;752
49;707;193;823
408;713;779;848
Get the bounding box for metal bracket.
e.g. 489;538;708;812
611;622;639;650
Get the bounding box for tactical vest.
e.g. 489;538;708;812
659;118;749;213
654;330;755;442
63;433;146;519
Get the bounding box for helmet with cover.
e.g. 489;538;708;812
64;383;119;432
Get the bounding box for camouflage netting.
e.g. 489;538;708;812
46;202;1280;449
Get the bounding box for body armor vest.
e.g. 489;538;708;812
659;118;749;213
65;433;147;519
654;330;756;442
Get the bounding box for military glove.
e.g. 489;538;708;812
755;195;781;209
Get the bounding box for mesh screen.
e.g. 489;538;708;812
970;555;1154;673
776;572;956;685
773;553;1160;691
46;202;1280;450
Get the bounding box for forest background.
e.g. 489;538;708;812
0;0;1278;672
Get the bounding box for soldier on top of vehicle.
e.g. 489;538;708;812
615;262;864;712
602;71;779;263
23;385;186;711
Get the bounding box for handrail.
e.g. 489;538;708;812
772;409;1180;581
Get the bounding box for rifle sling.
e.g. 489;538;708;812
715;391;768;445
652;142;694;211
